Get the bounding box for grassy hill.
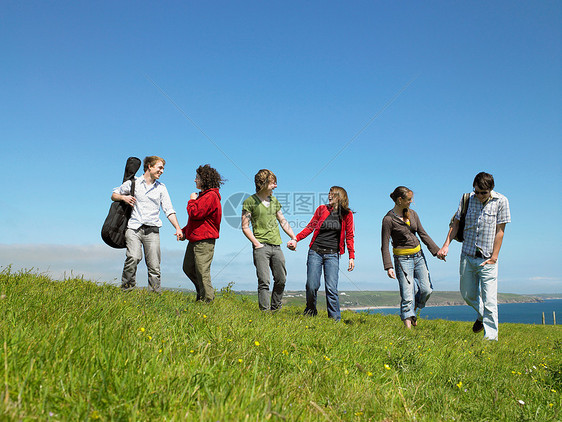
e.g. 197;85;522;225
1;269;560;421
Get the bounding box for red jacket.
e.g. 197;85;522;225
296;205;355;258
182;188;222;242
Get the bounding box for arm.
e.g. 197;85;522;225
277;210;296;240
414;212;443;260
167;213;182;241
187;191;216;220
241;211;263;248
344;212;355;271
111;192;136;206
111;180;135;206
437;218;459;261
381;216;395;278
481;223;506;266
288;207;323;250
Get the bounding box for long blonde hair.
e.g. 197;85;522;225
330;186;351;218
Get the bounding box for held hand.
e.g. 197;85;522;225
348;258;355;271
436;246;449;261
175;229;183;241
387;269;396;279
190;192;198;200
287;239;297;250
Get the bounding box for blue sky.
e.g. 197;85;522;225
1;1;560;294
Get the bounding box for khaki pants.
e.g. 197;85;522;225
183;239;216;302
122;226;161;293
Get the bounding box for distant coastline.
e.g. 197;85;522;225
341;297;544;312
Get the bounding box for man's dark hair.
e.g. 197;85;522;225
473;172;495;190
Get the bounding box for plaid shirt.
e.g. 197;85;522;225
455;191;510;258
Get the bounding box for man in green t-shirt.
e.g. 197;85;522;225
242;169;297;310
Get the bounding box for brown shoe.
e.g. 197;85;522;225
472;319;484;333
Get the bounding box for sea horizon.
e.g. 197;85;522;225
357;299;562;325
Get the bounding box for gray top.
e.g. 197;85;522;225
381;209;439;270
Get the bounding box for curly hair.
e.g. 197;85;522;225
254;169;277;193
196;164;225;191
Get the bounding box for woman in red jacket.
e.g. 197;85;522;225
180;164;225;302
287;186;355;321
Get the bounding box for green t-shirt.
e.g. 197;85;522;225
242;194;282;245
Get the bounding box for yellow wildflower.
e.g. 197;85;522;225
254;341;260;346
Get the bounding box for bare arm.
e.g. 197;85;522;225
437;218;459;261
167;213;182;241
481;223;506;266
241;211;263;248
277;210;296;240
111;192;136;206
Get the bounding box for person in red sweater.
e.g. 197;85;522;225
287;186;355;321
180;164;225;302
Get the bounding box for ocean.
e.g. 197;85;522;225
361;299;562;325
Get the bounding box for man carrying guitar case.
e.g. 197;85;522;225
106;156;182;293
102;157;142;248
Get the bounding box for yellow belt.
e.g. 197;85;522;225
393;245;421;256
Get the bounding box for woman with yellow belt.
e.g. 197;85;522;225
381;186;444;328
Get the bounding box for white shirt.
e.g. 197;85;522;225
113;176;176;229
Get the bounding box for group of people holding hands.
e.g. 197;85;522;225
112;156;510;341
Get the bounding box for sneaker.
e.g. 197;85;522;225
472;319;484;333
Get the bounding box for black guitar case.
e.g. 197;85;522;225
101;157;142;248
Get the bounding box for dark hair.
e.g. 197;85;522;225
196;164;225;191
143;156;165;172
390;186;413;221
329;186;352;216
473;172;495;191
254;169;277;193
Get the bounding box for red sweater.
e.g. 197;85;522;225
181;188;222;242
296;205;355;259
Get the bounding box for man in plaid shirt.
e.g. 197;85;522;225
437;172;511;340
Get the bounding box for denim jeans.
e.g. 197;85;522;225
394;251;432;320
460;254;499;340
122;226;161;293
253;244;286;311
183;239;216;302
305;249;341;321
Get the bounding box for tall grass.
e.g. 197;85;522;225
1;268;560;421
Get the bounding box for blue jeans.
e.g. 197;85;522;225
394;251;432;320
460;254;499;340
305;249;341;321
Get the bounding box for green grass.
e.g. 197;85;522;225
1;268;560;421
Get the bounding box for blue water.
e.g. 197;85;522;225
361;299;562;325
